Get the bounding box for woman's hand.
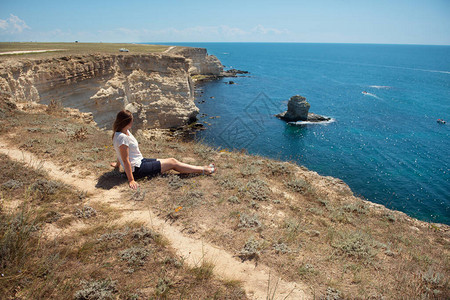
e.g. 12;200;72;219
129;180;139;190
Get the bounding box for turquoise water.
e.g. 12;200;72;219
156;43;450;224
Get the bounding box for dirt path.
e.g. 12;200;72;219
0;49;66;55
0;138;310;300
164;46;176;53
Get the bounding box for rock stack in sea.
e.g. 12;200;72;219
276;95;331;123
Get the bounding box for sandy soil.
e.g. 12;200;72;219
0;137;311;300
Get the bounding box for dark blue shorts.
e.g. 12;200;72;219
133;158;161;179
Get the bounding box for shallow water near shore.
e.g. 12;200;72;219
156;42;450;224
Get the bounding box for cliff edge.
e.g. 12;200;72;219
0;47;222;129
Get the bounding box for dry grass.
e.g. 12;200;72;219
0;155;247;299
1;104;113;178
0;42;169;58
0;98;449;299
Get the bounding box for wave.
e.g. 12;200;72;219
362;92;381;99
304;58;450;75
426;69;450;75
288;118;336;126
369;85;392;89
369;65;450;75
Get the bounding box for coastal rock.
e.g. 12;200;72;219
307;113;330;122
276;95;331;123
221;68;249;77
276;95;310;122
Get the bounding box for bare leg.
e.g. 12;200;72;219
157;158;215;174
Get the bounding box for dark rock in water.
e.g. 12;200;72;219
276;95;330;122
229;68;249;74
222;68;249;76
306;113;330;122
191;123;205;129
276;95;310;121
193;68;249;83
228;81;235;85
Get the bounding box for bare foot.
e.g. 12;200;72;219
203;163;216;175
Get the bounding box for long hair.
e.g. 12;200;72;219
112;110;133;140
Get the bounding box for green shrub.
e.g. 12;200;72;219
97;228;129;244
30;179;66;201
131;226;160;245
238;213;261;229
244;178;269;201
179;190;204;207
167;174;184;190
1;179;23;190
155;277;173;297
119;246;150;271
333;232;376;261
75;206;97;219
240;164;260;176
285;178;310;194
73;279;117;300
272;242;291;254
227;196;240;204
217;175;239;190
238;237;260;261
342;202;369;215
267;161;292;176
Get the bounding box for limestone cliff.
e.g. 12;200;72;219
166;47;223;75
0;48;222;129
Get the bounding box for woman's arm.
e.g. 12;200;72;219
119;144;139;189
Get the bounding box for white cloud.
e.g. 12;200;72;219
0;14;31;34
0;19;8;30
0;20;290;42
251;24;289;35
135;25;291;42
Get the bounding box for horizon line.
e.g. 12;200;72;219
147;42;450;46
1;41;449;47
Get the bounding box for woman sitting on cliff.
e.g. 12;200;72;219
110;110;216;189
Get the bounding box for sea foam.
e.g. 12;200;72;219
288;118;336;126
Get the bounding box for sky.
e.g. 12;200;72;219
0;0;449;45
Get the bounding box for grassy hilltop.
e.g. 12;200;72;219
0;44;448;299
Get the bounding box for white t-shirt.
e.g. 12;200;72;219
113;130;144;172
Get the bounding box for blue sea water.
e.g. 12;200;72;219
155;42;450;225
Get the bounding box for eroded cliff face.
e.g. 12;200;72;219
167;47;223;75
0;48;222;129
